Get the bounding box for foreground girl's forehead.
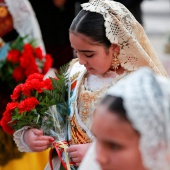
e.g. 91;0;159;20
94;107;121;129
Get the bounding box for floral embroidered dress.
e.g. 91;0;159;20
67;61;129;145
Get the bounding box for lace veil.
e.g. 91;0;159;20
4;0;45;53
81;0;167;76
107;67;170;170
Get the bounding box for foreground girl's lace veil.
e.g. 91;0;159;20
107;67;170;170
81;0;167;76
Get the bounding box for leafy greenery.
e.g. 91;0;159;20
9;35;36;51
40;64;69;137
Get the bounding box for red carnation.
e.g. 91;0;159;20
42;54;53;74
20;52;40;76
22;79;43;96
0;110;14;134
26;73;44;82
11;84;23;100
6;102;19;111
42;78;53;90
22;82;34;96
28;79;44;93
6;50;21;64
20;52;35;69
24;64;40;76
35;47;43;60
18;97;39;112
12;67;25;82
23;44;33;54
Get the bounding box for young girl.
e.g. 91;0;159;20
13;0;167;169
80;67;170;170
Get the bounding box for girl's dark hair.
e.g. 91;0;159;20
69;10;111;48
100;95;128;121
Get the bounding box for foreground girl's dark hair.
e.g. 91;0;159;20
69;10;111;48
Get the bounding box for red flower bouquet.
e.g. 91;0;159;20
0;66;68;140
0;36;53;166
0;36;53;89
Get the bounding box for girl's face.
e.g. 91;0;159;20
69;33;113;75
92;104;146;170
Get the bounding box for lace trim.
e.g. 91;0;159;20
13;126;32;152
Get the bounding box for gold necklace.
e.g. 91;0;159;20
79;72;128;118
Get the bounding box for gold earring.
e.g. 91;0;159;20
112;53;120;71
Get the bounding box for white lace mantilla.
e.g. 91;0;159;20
4;0;45;53
107;68;170;170
81;0;167;76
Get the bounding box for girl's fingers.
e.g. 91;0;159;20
67;145;77;153
32;146;49;152
32;129;43;136
72;157;81;164
33;140;51;147
69;151;78;158
75;163;80;167
35;135;54;141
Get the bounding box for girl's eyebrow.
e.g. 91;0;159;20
78;50;95;52
71;47;95;53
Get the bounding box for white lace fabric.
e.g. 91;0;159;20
4;0;45;53
13;126;32;152
81;0;167;76
107;67;170;170
85;71;118;91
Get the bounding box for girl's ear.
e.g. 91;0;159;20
111;44;120;55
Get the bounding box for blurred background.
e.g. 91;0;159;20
142;0;170;75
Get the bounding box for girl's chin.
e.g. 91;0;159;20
87;69;103;75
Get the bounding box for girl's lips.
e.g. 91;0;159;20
86;67;92;71
85;66;92;70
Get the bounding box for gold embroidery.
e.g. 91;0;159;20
70;114;91;144
70;71;129;144
78;72;129;128
70;72;80;82
80;91;94;116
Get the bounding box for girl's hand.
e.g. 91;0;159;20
24;128;54;152
67;143;91;166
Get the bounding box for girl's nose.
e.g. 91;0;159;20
77;54;87;65
96;142;109;166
